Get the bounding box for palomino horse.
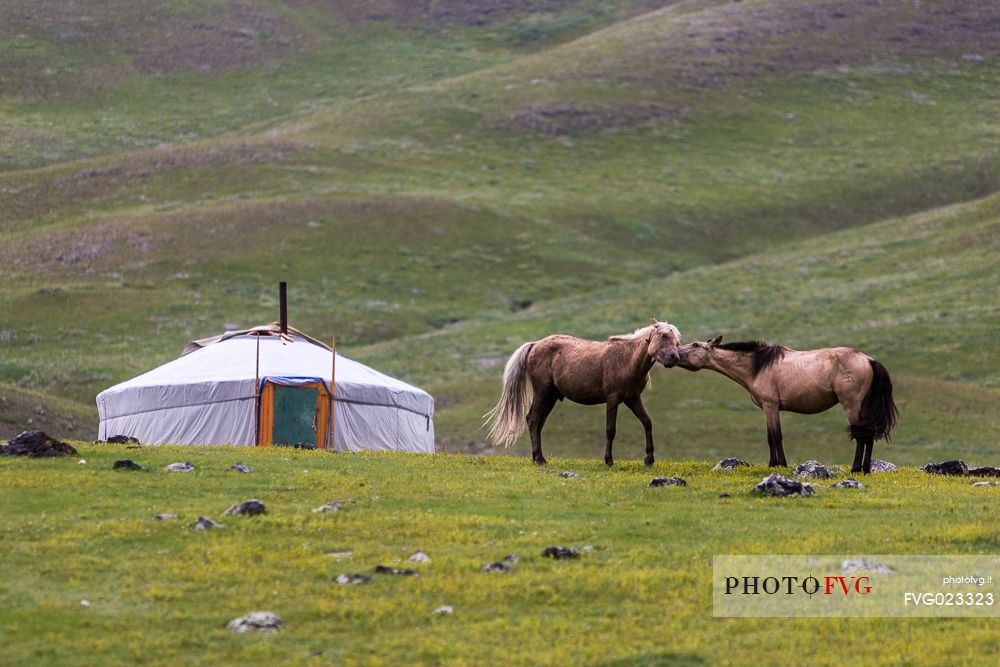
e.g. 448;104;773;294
484;318;681;466
675;337;898;473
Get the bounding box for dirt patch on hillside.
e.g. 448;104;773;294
0;1;312;76
612;0;1000;89
0;141;302;229
508;103;681;135
299;0;582;27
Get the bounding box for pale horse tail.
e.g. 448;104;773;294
483;342;535;448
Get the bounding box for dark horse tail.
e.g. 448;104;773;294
849;359;899;443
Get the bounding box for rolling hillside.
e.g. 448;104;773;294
1;0;998;459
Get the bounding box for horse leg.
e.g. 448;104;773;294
604;400;620;467
625;396;655;466
527;392;558;466
851;440;865;474
764;405;786;467
862;436;874;475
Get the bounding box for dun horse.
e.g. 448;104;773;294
484;319;681;466
675;337;898;473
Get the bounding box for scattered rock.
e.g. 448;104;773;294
869;459;898;473
920;460;968;476
557;470;579;479
719;493;732;498
794;460;835;479
502;554;519;564
832;478;864;489
192;517;223;530
752;473;816;497
335;573;371;585
542;546;580;560
275;442;316;450
226;611;283;634
374;565;417;576
971;481;1000;487
229;463;253;473
482;561;511;573
164;462;195;473
842;559;894;575
432;605;454;615
968;466;1000;477
78;459;87;465
649;476;687;487
113;459;144;471
326;551;353;559
1;431;78;458
153;513;177;521
713;458;751;471
80;599;92;607
582;545;595;553
409;550;430;563
104;435;140;445
312;501;343;513
223;499;266;516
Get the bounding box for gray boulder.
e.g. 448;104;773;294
753;473;815;497
649;477;687;487
713;458;751;471
164;462;195;473
832;478;864;489
920;460;968;476
794;460;835;479
869;459;898;473
223;499;266;517
226;611;282;634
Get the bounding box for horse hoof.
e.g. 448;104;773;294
604;458;614;468
534;457;547;466
644;456;654;467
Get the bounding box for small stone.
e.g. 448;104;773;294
542;546;580;559
719;493;732;498
229;463;253;473
335;573;371;585
971;481;1000;487
409;550;430;563
713;458;751;471
153;513;177;521
326;551;353;559
649;476;687;487
81;599;91;607
192;517;223;530
223;499;266;516
557;470;579;479
502;554;519;564
113;459;144;471
226;611;282;634
920;460;968;476
482;561;511;573
794;460;835;479
432;605;454;615
582;545;595;553
842;559;893;574
968;466;1000;477
373;565;417;576
869;459;898;473
752;473;815;497
833;478;864;489
78;459;87;465
312;501;343;513
164;462;195;473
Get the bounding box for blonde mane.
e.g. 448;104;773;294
608;321;681;342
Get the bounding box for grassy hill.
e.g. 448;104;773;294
1;446;997;666
0;0;998;461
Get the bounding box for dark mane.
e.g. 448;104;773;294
717;340;786;378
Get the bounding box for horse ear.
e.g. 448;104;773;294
708;335;723;346
651;316;658;324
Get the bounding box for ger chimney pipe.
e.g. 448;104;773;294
279;281;288;334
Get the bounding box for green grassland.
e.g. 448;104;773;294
2;2;1000;662
1;446;998;666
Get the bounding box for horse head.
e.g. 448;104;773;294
676;335;722;370
648;317;682;368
